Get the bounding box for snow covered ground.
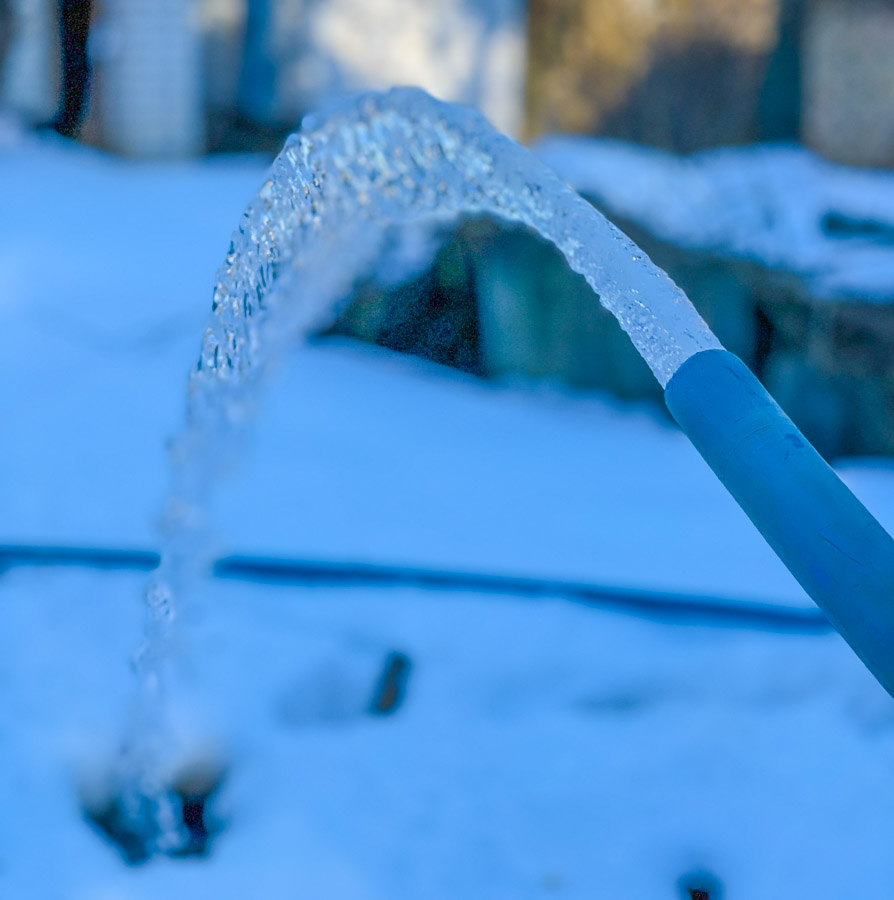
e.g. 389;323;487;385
3;131;894;898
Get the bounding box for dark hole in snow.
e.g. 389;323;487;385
169;790;214;859
83;763;224;864
677;869;723;900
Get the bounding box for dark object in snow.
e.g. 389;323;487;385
0;543;160;574
214;553;830;634
169;763;225;858
677;869;724;900
83;761;224;864
370;651;412;716
0;543;833;634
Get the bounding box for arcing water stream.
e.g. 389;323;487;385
116;87;722;856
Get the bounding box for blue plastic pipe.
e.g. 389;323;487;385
665;349;894;696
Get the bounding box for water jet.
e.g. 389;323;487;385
119;86;894;859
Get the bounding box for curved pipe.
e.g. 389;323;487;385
666;349;894;696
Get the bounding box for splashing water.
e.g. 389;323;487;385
116;87;721;854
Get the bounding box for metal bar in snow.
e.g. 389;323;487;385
0;542;830;633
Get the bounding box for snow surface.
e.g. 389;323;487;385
538;137;894;303
3;132;894;898
6;568;894;899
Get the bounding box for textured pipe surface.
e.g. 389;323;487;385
666;349;894;696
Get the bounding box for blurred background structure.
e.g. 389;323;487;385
0;0;527;153
1;0;893;458
4;0;891;164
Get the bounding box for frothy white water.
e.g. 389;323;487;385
202;87;717;391
120;87;721;854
